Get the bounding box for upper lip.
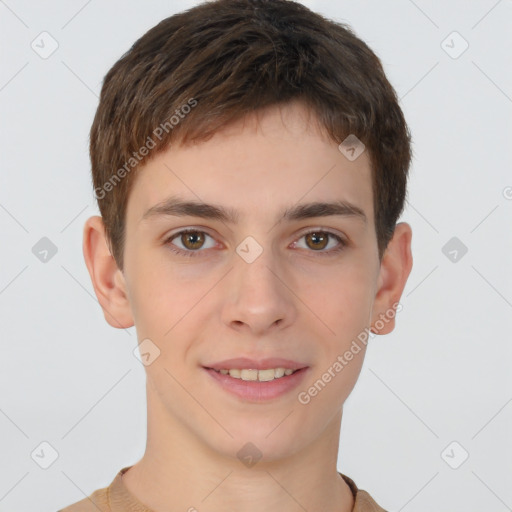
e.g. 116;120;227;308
204;357;308;371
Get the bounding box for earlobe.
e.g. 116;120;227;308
82;216;134;329
370;222;413;335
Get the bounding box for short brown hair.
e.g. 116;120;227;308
90;0;412;269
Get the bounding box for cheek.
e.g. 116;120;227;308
124;251;174;334
301;259;375;327
125;254;218;346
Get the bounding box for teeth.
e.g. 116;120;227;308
256;369;275;381
215;367;297;382
274;368;285;378
240;369;258;381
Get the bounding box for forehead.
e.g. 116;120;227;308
126;102;374;227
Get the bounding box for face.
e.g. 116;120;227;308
102;101;403;462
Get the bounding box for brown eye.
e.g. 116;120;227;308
180;231;205;250
304;231;329;250
294;229;346;256
165;229;217;258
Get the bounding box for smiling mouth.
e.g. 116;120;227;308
205;367;302;382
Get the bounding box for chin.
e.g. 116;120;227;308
204;423;306;464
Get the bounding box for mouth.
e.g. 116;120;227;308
202;362;309;402
204;366;304;382
203;357;308;381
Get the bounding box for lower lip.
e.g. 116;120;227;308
204;367;309;402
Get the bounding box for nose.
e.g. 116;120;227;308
220;244;297;337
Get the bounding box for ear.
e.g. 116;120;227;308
82;216;134;329
370;222;413;335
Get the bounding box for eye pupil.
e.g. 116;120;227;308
183;231;204;249
306;232;328;250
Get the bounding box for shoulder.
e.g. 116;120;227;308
354;489;388;512
339;472;388;512
57;486;110;512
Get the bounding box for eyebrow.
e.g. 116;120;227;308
141;195;367;225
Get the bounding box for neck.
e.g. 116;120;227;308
122;381;354;512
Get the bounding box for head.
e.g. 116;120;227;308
84;0;413;465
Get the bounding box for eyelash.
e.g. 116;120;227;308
163;228;347;258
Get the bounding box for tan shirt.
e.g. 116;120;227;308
58;466;387;512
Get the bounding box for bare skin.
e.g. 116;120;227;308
83;100;412;512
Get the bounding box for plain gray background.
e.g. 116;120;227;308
0;1;511;511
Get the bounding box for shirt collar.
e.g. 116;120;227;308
107;465;386;512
